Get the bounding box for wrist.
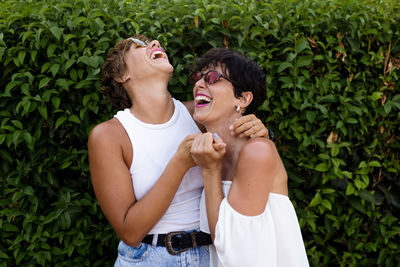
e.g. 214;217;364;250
201;165;221;177
170;155;191;173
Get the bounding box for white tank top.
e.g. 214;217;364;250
114;98;203;234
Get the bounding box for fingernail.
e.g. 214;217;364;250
214;133;219;139
229;125;233;130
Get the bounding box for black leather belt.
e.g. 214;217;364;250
142;231;212;255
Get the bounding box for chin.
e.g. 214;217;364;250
193;112;209;126
163;63;174;73
193;112;202;123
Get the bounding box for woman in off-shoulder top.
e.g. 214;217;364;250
190;48;310;267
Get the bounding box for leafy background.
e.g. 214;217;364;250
0;0;399;266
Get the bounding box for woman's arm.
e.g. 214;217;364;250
191;133;226;239
183;100;270;138
228;138;282;215
88;119;197;247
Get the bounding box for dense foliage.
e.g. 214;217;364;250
1;0;399;266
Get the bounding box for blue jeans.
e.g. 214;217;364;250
114;240;210;267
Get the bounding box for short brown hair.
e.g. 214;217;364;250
100;35;151;110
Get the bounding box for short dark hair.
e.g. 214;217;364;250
193;48;266;115
100;34;151;110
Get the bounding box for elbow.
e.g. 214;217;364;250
120;234;142;248
118;230;143;248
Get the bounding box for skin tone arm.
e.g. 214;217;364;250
88;118;198;247
227;138;280;215
183;101;269;138
191;134;281;239
191;133;226;239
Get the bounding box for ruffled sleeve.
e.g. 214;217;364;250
213;198;277;267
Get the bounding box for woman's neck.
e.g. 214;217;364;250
205;116;248;180
126;76;175;124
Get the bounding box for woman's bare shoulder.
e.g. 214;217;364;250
240;137;278;163
89;118;124;140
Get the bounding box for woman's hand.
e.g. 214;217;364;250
191;133;226;172
229;114;270;139
175;133;201;169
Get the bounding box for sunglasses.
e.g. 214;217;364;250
128;37;165;51
189;70;237;86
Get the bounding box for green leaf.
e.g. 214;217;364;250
50;64;60;77
368;161;381;167
11;120;23;129
47;44;57;58
354;178;366;190
346;182;355;195
56;78;69;91
64;33;77;43
359;190;375;205
18;50;26;65
52;97;61;109
65;59;75;70
0;47;5;61
5;81;22;96
75;80;92;89
41;62;51;73
38;104;48;120
309;194;321;207
83;95;91;106
345;117;358;124
23;132;33;144
0;150;12;162
277;62;292;73
3;223;19;232
69;114;81;124
320;199;332;210
315;162;328;172
295;37;309;55
55;117;67;129
12;191;25;202
297;56;312;67
316;104;328;114
49;26;63;41
39;77;51;89
0;250;9;259
0;134;6;145
61;161;72;169
306;111;316;123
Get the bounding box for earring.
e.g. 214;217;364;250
236;105;241;112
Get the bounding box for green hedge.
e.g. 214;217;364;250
1;0;399;266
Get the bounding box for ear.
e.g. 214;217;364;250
114;74;131;83
239;91;253;108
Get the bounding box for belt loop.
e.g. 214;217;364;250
152;234;158;246
190;232;198;248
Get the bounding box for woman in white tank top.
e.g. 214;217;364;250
190;48;309;267
88;35;271;266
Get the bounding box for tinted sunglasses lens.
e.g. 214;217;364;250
130;38;147;47
205;71;220;84
189;72;201;84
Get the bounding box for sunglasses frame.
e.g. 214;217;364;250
128;37;165;51
189;70;237;87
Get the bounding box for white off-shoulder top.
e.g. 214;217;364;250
200;180;309;267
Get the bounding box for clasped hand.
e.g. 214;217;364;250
190;133;226;171
175;114;268;170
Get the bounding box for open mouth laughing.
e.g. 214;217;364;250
150;48;167;60
195;93;212;107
